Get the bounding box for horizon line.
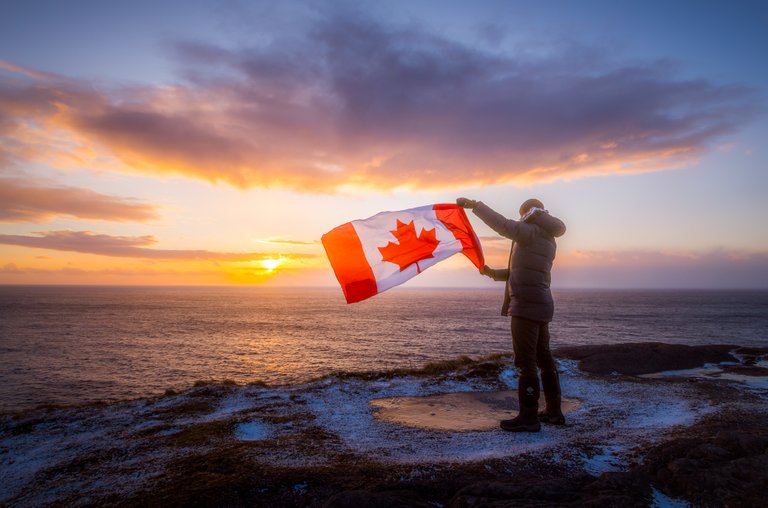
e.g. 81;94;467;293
1;283;767;291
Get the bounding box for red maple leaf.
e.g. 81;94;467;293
378;219;440;272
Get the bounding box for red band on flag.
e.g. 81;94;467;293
321;222;378;304
433;204;485;269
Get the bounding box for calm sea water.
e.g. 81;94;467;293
1;286;767;412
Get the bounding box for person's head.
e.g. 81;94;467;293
519;198;544;217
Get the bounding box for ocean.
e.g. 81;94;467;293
1;286;767;412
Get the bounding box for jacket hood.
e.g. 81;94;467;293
528;210;566;238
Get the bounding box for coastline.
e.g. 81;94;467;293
2;342;767;507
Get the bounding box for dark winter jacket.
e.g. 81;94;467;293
473;202;566;322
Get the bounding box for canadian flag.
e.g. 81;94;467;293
322;204;484;303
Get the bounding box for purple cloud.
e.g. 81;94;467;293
0;230;315;261
555;249;768;289
0;13;758;191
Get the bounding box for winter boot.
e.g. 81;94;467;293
538;370;565;425
500;375;541;432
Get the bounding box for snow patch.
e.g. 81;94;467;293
650;486;691;507
499;366;518;388
234;421;271;441
643;365;725;379
583;445;625;475
641;364;768;394
157;427;182;436
623;398;709;429
203;391;257;421
303;375;561;463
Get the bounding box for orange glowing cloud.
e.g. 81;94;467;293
253;237;320;246
0;15;756;192
0;177;159;223
0;262;284;286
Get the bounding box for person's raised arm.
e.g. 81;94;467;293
456;198;536;243
481;265;509;282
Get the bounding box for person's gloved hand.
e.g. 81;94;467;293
456;197;478;209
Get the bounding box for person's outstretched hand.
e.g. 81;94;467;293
456;197;477;209
480;265;493;277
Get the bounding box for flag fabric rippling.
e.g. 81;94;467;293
322;204;484;303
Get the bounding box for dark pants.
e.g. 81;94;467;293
511;316;556;378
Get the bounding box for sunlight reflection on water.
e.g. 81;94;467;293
0;286;766;411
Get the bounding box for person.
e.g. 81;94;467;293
456;197;566;432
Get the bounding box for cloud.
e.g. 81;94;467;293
0;12;758;192
0;262;279;285
0;177;159;223
478;235;511;255
0;230;316;261
253;237;320;246
0;61;58;81
0;262;23;273
554;249;768;289
0;263;239;277
411;248;768;289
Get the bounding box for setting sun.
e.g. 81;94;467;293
261;258;283;272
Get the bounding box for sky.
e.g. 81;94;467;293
1;0;767;289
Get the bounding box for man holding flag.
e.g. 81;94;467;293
457;197;566;433
322;198;565;433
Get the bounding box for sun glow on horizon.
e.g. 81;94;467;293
260;258;283;272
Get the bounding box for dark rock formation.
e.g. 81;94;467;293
323;489;434;507
642;412;768;508
555;342;739;375
446;472;650;507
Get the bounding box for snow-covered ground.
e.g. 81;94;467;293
1;349;766;506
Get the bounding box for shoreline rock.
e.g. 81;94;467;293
555;342;742;375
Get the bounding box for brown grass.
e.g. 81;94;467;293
153;399;215;418
167;420;233;447
328;352;512;382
